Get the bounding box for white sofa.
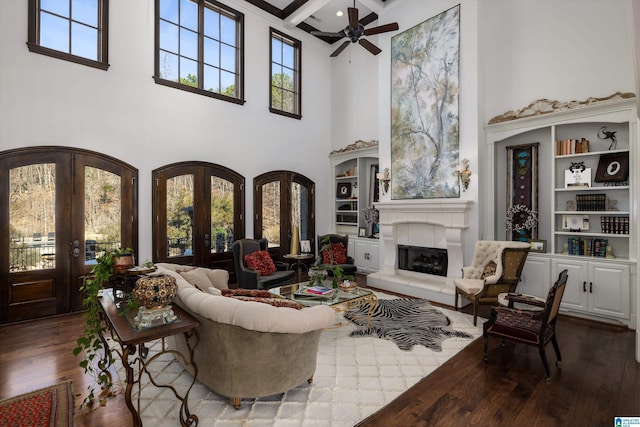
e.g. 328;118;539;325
153;263;335;409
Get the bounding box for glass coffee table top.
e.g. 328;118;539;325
269;282;375;308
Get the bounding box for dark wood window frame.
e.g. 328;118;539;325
254;171;314;257
152;161;245;274
27;0;110;71
153;0;245;105
269;27;302;119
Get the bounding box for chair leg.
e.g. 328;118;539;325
539;345;551;381
454;292;459;311
472;302;478;326
551;334;562;367
231;397;241;409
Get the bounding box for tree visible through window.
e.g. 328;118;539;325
155;0;244;104
270;28;301;119
27;0;109;70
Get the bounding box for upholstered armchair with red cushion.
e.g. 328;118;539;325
232;238;296;289
315;234;357;277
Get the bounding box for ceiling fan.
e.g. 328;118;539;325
311;1;399;57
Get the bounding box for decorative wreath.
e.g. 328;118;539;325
505;204;538;232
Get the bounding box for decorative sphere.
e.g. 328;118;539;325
133;275;177;308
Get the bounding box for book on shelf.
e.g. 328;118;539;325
556;138;589;155
600;216;629;234
575;194;606;211
567;237;608;257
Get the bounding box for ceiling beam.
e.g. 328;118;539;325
284;0;333;28
356;0;384;14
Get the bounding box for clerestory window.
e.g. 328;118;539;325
27;0;109;70
154;0;245;104
269;28;301;119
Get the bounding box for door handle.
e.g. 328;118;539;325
583;281;586;292
71;239;80;257
589;282;593;293
204;233;210;247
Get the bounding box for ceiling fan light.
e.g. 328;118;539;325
336;10;343;17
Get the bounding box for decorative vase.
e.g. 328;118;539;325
133;275;177;309
113;254;135;272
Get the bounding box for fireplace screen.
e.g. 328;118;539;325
397;245;448;277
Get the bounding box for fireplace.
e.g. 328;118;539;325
398;245;448;277
367;200;473;305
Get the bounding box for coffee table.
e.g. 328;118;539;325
269;282;378;326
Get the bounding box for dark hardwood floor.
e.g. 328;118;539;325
1;274;638;427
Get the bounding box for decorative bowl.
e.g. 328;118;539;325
133;275;177;309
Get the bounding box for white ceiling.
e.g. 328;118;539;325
242;0;391;41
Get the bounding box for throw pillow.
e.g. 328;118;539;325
179;269;212;292
227;295;304;310
244;250;277;276
322;242;347;265
222;289;273;298
208;287;222;296
481;261;497;279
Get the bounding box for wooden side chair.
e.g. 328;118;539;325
483;269;569;381
454;240;531;325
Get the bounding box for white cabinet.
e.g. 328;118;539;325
552;258;630;321
518;255;551;298
484;98;637;326
353;238;380;273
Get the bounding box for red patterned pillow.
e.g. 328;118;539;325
244;250;276;276
322;242;347;265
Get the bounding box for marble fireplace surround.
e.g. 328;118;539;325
368;200;473;305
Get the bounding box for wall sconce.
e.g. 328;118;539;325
376;168;390;195
456;159;472;191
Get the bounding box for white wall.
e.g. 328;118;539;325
0;0;335;262
481;0;635;123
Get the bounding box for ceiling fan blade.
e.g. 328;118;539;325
330;40;351;57
311;30;345;38
348;7;359;31
359;38;382;55
363;22;399;36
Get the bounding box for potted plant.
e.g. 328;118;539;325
73;247;134;408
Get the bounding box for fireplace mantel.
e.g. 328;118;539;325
369;199;473;304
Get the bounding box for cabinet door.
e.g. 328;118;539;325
588;262;630;319
518;257;550;298
354;240;369;269
552;259;589;313
368;241;380;271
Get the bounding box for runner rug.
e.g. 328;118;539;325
0;380;74;427
344;298;474;351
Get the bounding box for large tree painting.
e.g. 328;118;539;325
391;5;460;199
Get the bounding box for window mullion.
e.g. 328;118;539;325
198;1;203;89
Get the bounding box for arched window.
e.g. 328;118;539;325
254;171;314;258
153;162;244;277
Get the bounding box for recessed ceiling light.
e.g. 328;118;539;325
336;10;343;17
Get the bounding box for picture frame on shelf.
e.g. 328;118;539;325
594;152;629;182
358;227;366;237
300;240;311;254
564;164;591;188
562;214;590;231
528;239;546;253
337;182;352;199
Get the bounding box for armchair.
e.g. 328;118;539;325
454;240;531;325
232;238;296;289
315;234;357;277
483;269;569;381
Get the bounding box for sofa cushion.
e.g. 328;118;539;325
245;250;277;276
322;242;347;265
208;287;222;296
179;269;214;292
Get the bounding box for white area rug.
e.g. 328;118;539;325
111;294;482;427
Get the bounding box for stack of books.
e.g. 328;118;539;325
567;237;608;257
575;194;606;211
600;216;629;234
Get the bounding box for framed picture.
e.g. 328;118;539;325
564;167;591;188
528;239;546;253
300;240;311;254
594;152;629;182
358;228;366;237
562;214;590;230
336;182;352;199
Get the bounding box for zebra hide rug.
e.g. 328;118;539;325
344;298;473;351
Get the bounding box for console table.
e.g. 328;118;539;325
98;289;200;426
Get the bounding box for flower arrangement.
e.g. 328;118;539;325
505;204;538;232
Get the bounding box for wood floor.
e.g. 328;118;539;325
1;280;638;427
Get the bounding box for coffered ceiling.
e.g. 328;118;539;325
241;0;392;44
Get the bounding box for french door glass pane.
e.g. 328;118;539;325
262;181;280;247
84;167;121;264
211;176;234;253
9;164;56;271
167;175;194;257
